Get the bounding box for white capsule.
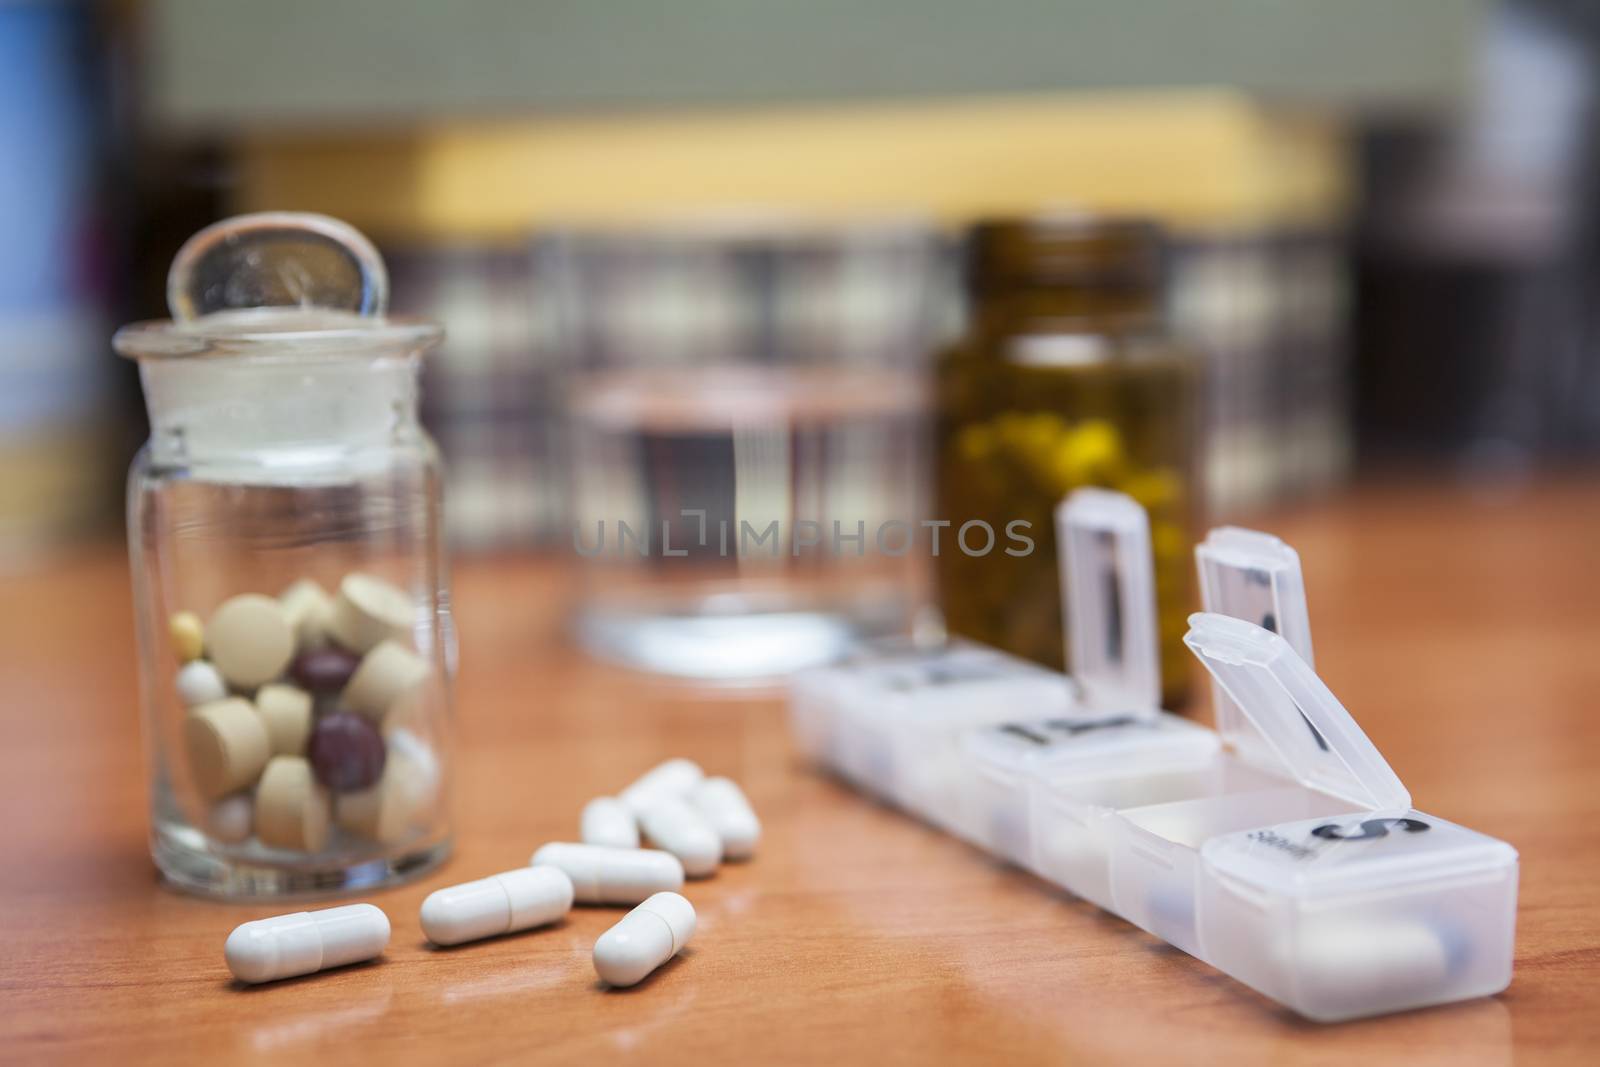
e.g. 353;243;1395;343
1287;919;1452;1020
689;776;761;860
581;796;641;849
420;866;574;946
593;891;696;988
176;660;228;707
530;842;684;905
619;757;704;813
224;903;390;984
637;797;722;878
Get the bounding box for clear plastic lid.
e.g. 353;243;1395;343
963;710;1218;777
1057;488;1160;711
1183;612;1409;810
1201;810;1516;895
1196;527;1313;761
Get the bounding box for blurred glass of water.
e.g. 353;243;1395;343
553;220;949;682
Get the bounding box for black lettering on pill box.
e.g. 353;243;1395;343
995;714;1144;747
1043;714;1143;736
884;658;1008;692
1310;817;1431;841
999;723;1053;745
1247;828;1318;860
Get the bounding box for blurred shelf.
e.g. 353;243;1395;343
144;0;1485;128
233;91;1351;239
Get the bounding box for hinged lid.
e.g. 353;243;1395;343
1183;613;1409;810
1057;489;1160;711
1196;526;1313;763
1201;810;1517;896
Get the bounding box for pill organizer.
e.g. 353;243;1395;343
789;488;1160;838
1162;614;1517;1020
790;495;1519;1021
791;638;1076;838
956;488;1241;906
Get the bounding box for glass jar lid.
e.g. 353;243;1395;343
113;212;441;360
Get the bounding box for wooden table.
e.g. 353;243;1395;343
3;480;1597;1065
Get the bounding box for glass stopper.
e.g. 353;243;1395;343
166;211;389;322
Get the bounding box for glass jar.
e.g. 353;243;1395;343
555;220;944;683
936;216;1199;708
114;213;454;898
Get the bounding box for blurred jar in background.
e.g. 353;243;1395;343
936;216;1198;708
558;219;948;682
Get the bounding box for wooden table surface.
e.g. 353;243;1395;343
3;479;1598;1065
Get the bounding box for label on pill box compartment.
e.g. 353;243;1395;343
1202;810;1515;884
864;648;1050;695
972;710;1212;759
994;715;1151;748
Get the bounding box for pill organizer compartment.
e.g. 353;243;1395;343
1199;810;1518;1021
789;636;929;781
930;488;1168;841
788;658;847;763
1109;784;1358;957
1031;747;1295;913
866;644;1074;832
957;497;1265;901
789;635;934;764
790;639;1073;828
1107;613;1409;960
1084;532;1330;943
1108;612;1520;1021
958;712;1220;880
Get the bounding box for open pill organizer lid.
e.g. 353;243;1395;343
1183;613;1409;810
1057;489;1160;712
1196;527;1313;764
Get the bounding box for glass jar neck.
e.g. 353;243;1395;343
971;286;1161;338
139;353;423;475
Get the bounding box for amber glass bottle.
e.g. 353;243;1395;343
935;216;1198;708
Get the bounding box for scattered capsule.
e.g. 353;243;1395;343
225;903;390;984
581;796;640;849
530;842;684;905
594;891;696;988
176;660;228;707
619;757;704;813
420;867;574;946
689;777;761;860
637;797;722;878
